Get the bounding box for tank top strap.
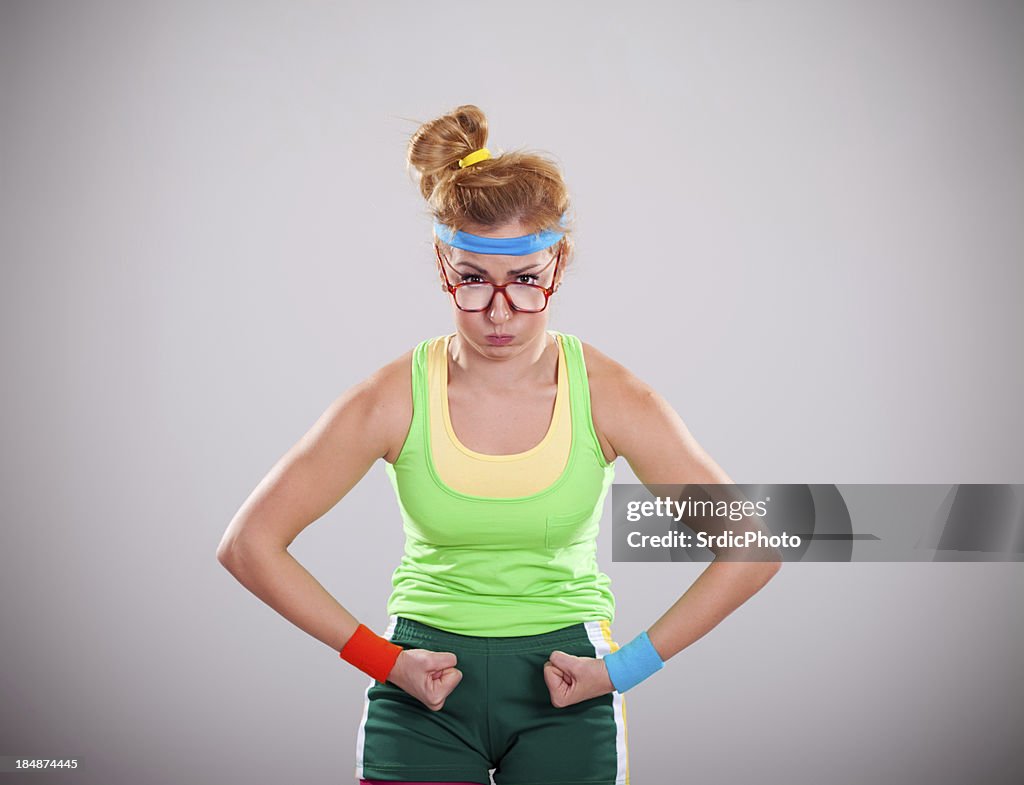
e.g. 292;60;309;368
406;335;432;453
551;330;613;470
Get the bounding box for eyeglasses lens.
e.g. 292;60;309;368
454;284;546;312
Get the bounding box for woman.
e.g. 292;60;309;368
217;104;782;785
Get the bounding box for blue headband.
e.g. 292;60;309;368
433;213;568;255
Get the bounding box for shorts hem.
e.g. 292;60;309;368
359;764;490;784
495;780;625;785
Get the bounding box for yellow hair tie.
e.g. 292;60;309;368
458;147;491;168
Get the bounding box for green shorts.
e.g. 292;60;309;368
354;615;631;785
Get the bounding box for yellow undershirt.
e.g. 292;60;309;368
429;330;571;497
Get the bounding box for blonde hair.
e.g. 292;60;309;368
405;104;575;270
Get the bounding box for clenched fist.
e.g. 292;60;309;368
386;648;463;711
543;650;615;708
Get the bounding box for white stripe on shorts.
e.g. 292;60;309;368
353;614;399;781
584;620;630;785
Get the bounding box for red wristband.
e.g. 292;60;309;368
339;623;403;683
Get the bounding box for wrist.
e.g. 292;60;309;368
338;623;403;683
603;630;665;693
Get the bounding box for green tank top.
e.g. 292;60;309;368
382;330;617;636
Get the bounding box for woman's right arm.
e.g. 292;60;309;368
214;354;463;709
218;352;466;708
215;355;408;649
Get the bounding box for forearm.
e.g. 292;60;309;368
646;560;780;661
218;542;361;652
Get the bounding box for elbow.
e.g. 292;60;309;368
216;534;250;568
216;541;255;578
216;536;285;570
216;542;236;568
764;546;784;575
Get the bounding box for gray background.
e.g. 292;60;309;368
2;0;1022;783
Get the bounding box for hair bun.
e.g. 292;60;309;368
406;105;490;197
405;104;575;273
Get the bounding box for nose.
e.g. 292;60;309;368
487;287;514;323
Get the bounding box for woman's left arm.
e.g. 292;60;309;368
600;360;782;662
543;346;781;706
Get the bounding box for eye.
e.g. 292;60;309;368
458;274;486;284
517;274;540;284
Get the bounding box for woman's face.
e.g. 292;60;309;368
436;218;564;359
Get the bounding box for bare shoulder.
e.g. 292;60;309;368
311;348;413;466
579;339;733;485
358;347;414;465
579;340;654;465
579;340;651;396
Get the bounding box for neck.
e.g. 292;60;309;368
448;330;556;391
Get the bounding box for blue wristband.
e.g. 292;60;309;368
603;631;665;693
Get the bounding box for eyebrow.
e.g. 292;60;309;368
453;261;543;276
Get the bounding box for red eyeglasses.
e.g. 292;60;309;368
435;243;563;313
